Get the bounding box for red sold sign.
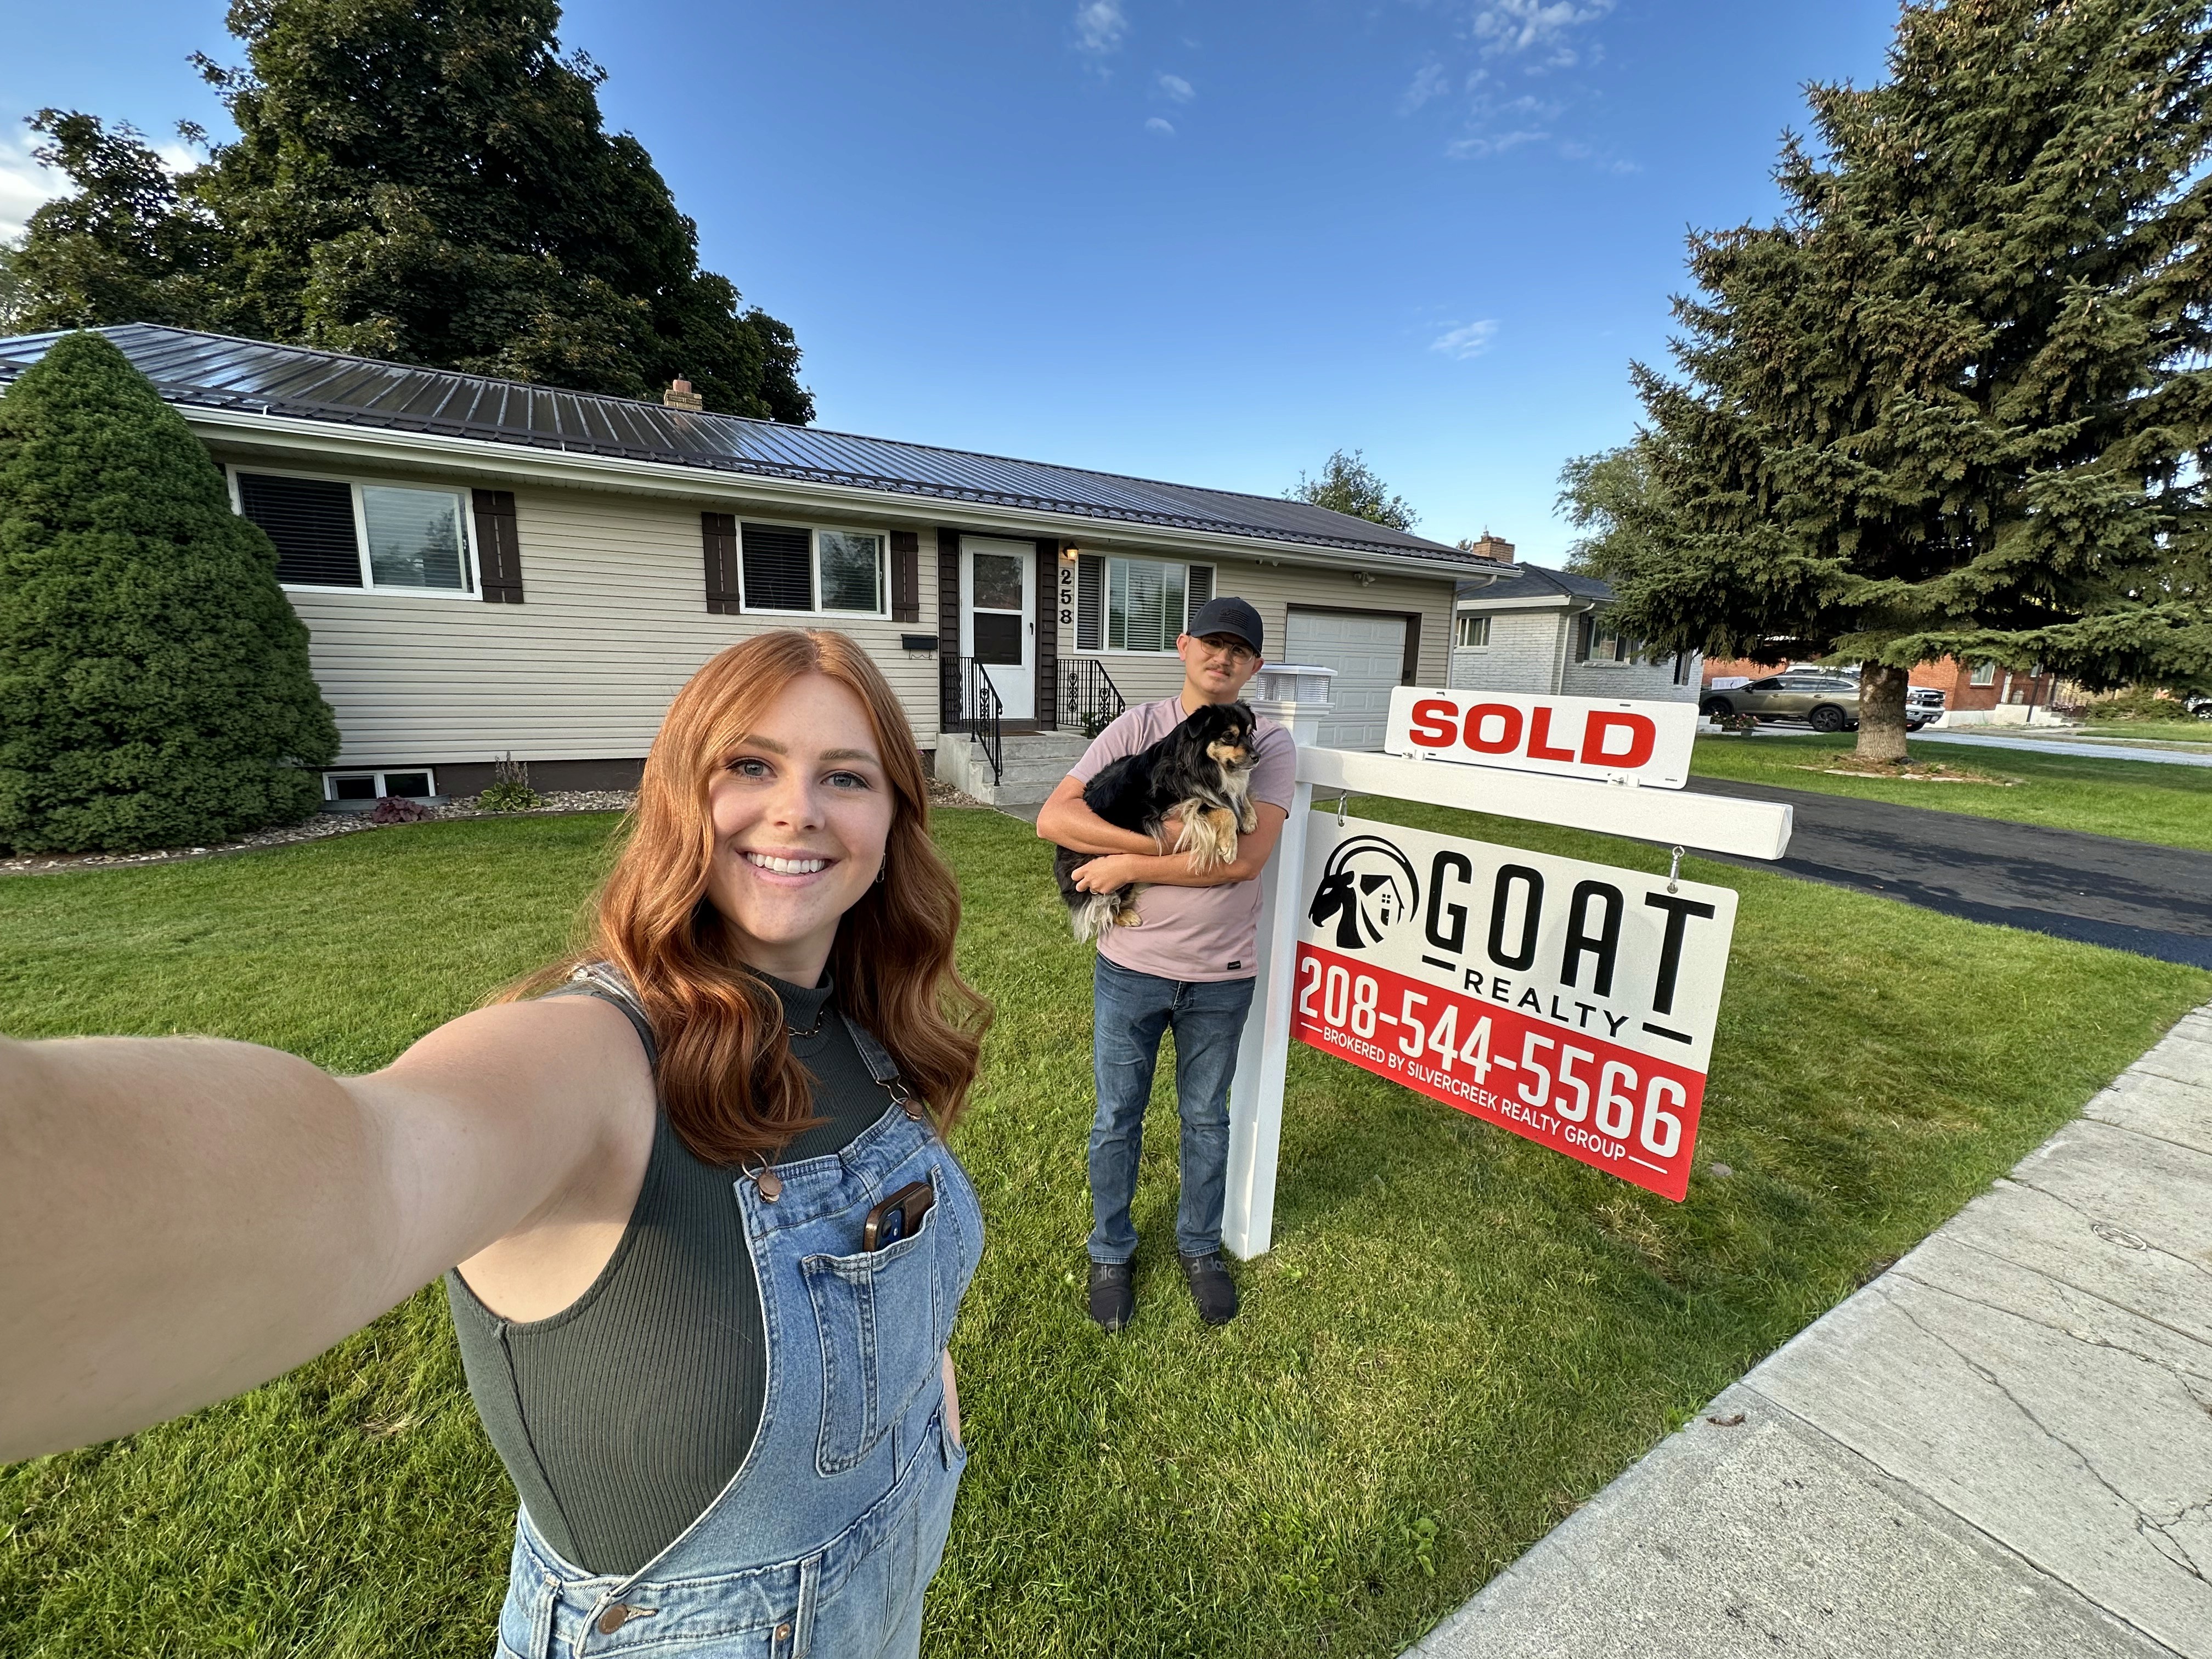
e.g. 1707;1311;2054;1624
1291;815;1736;1200
1385;687;1699;789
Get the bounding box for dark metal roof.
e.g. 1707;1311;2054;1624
1457;564;1612;604
0;324;1485;566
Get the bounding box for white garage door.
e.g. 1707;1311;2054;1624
1283;611;1408;750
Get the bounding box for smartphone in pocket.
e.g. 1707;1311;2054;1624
862;1180;935;1250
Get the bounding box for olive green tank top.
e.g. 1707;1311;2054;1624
444;970;889;1577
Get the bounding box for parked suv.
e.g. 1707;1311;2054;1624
1702;672;1942;732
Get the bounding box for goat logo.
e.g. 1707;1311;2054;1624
1307;834;1420;951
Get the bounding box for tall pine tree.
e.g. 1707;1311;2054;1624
1590;0;2212;759
12;0;810;423
0;332;338;853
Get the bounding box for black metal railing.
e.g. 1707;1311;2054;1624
957;657;1005;786
1057;657;1126;738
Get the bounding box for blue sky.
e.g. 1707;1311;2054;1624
1;1;1898;562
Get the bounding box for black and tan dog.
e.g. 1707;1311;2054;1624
1052;701;1261;940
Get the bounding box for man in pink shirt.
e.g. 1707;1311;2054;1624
1035;597;1297;1330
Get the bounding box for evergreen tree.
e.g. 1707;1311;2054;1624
1596;0;2212;760
1286;448;1420;530
0;331;338;853
13;0;810;423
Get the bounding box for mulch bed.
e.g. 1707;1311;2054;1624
1802;760;2013;785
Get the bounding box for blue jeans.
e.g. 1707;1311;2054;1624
1087;956;1257;1264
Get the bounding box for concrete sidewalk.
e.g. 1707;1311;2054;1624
1412;1006;2212;1658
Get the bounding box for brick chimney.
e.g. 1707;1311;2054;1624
1468;529;1515;563
663;377;705;412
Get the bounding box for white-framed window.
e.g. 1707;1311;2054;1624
1071;554;1215;652
233;469;477;597
1970;661;1997;686
737;521;888;617
323;768;437;802
1455;613;1492;648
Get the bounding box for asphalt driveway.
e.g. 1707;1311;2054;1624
1688;777;2212;969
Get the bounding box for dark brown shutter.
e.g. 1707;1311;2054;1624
937;527;961;725
891;531;921;623
471;489;523;602
702;512;739;614
1034;539;1060;726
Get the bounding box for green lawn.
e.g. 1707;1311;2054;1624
1692;730;2212;851
2;809;2204;1658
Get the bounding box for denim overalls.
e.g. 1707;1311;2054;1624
492;970;984;1659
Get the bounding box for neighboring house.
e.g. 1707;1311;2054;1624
1702;653;2067;725
1447;545;1701;702
0;325;1505;805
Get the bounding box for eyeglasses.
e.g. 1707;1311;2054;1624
1193;635;1257;666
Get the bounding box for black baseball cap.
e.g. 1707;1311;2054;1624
1188;596;1264;656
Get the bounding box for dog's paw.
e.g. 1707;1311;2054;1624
1183;806;1239;870
1236;801;1259;834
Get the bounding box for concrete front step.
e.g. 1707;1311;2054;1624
935;731;1088;808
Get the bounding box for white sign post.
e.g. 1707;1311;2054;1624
1222;678;1793;1259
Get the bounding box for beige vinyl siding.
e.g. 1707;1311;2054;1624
1068;550;1455;703
227;458;945;768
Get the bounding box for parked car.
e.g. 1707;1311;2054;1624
1701;672;1942;732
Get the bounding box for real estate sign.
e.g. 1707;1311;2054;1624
1384;687;1700;789
1289;814;1738;1201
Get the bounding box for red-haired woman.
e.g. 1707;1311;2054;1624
0;629;992;1657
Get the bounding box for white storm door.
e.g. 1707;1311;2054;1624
960;537;1035;719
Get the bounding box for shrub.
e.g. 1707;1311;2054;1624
0;331;338;853
2085;685;2203;723
477;753;541;812
368;796;435;824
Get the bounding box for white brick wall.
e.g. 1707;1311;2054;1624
1448;609;1570;694
1449;604;1701;702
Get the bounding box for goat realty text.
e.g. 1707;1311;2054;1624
1291;816;1738;1200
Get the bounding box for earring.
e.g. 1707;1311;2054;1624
875;861;887;885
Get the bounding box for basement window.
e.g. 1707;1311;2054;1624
324;769;437;802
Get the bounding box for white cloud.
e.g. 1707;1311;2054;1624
1145;116;1176;137
1472;1;1613;59
1444;131;1546;160
0;134;66;243
1431;319;1500;359
1075;0;1127;54
1157;72;1195;103
1400;60;1449;113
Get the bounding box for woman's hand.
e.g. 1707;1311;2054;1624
1071;853;1141;893
941;1348;962;1449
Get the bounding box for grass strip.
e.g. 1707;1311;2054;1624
1;809;2203;1658
1691;731;2212;851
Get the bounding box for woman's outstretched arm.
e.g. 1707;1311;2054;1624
0;996;646;1463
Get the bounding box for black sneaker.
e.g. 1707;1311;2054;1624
1180;1251;1239;1325
1087;1260;1135;1331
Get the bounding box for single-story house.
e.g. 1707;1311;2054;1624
1446;543;1700;702
0;325;1505;805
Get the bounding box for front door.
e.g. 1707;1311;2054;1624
960;537;1034;720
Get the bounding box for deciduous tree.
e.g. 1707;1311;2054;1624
1286;448;1419;531
12;0;810;422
